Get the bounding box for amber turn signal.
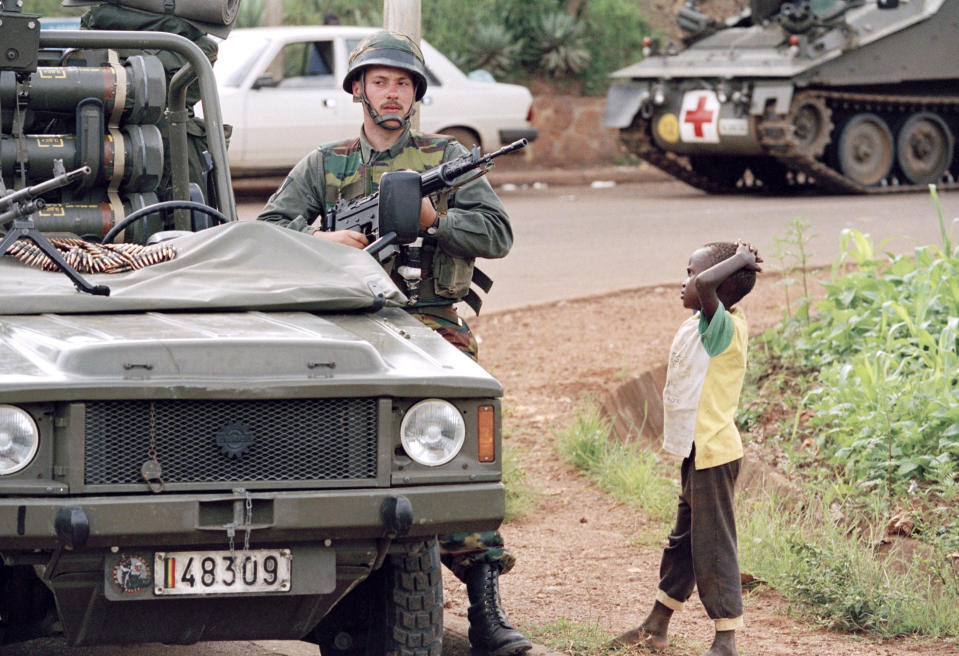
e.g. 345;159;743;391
478;405;495;462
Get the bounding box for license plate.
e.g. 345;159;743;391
154;549;292;596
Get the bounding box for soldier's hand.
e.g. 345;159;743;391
419;197;437;231
312;229;369;249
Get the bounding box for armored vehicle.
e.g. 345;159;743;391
0;4;505;653
604;0;959;194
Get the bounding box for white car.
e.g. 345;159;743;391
212;26;538;176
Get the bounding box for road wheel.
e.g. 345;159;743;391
895;111;954;184
442;127;481;150
836;113;894;187
788;95;833;159
315;539;443;656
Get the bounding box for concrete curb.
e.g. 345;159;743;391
486;163;668;188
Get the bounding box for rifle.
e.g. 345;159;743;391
0;165;109;296
319;138;528;261
0;166;92;227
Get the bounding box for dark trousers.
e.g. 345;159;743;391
658;447;743;625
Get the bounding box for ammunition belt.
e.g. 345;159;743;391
7;236;176;273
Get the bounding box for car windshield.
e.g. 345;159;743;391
214;33;270;87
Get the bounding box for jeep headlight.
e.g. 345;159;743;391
0;405;39;475
400;400;465;466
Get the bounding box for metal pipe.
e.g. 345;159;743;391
168;64;194;230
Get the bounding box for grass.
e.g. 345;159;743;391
552;398;677;527
502;444;538;522
738;492;959;638
519;618;615;656
519;617;708;656
552;378;959;641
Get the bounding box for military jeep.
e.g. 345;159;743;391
0;7;504;653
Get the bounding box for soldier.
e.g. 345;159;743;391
258;30;532;656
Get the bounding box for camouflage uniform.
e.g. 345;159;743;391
258;126;515;580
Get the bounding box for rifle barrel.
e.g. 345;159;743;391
494;138;529;157
0;166;92;211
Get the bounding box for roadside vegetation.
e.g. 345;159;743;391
36;0;654;94
244;0;652;95
502;444;538;523
532;190;959;652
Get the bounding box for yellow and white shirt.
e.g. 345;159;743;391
662;304;747;469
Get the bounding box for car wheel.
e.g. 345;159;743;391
314;539;443;656
442;127;481;150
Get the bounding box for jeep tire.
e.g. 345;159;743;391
314;539;444;656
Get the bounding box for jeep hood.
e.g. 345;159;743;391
0;307;501;399
0;221;406;314
0;222;501;398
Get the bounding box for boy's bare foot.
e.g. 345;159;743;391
609;626;668;651
700;629;737;656
609;601;673;651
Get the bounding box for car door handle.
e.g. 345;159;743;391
323;98;336;108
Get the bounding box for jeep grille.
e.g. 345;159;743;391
83;399;379;486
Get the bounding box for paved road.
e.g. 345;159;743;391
239;178;957;315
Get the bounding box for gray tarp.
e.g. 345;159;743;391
0;222;407;315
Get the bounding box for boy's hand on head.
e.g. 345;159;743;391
736;241;763;272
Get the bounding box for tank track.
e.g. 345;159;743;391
621;90;959;194
619;115;744;194
759;89;959;194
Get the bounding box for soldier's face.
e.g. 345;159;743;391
354;66;415;128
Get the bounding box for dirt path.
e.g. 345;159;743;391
440;274;957;656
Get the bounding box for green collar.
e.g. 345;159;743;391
358;126;416;162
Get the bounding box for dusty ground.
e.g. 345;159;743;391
438;274;958;656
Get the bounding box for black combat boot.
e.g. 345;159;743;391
465;563;533;656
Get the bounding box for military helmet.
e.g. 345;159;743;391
342;30;428;101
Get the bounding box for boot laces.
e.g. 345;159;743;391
482;568;511;627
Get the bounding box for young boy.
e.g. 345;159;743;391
613;241;762;656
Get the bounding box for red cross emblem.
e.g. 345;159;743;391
683;96;714;138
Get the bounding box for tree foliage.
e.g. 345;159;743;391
23;0;85;17
28;0;653;95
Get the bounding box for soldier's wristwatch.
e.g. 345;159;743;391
425;217;440;236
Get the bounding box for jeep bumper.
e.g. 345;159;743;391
0;482;504;550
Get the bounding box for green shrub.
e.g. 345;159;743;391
28;0;85;17
529;11;591;77
737;496;956;637
761;190;959;491
580;0;652;95
282;0;380;26
773;230;959;489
